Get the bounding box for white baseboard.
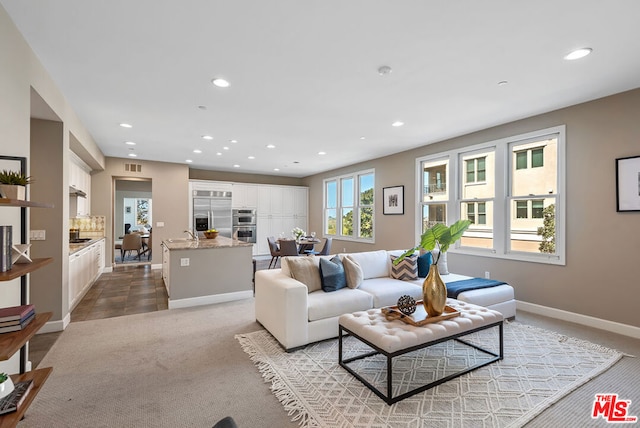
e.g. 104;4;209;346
103;266;113;273
151;263;162;270
517;300;640;340
38;312;70;334
168;290;253;310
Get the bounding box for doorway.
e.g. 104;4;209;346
114;178;152;265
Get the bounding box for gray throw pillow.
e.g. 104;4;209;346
319;256;347;292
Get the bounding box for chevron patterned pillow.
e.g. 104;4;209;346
390;254;418;280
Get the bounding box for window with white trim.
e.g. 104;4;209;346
415;126;565;264
324;169;374;241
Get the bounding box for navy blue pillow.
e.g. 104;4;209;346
319;256;347;292
417;252;433;278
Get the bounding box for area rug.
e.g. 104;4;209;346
236;322;623;428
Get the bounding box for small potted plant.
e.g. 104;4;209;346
0;170;32;200
0;372;14;399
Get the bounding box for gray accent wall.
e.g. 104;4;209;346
303;88;640;329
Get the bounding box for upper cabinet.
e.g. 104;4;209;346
69;151;92;217
232;184;259;209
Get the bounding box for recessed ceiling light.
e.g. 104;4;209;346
128;153;137;157
378;65;392;75
266;144;276;149
120;123;132;128
193;149;202;154
230;139;238;143
564;48;592;60
223;146;229;150
318;151;326;155
360;136;366;140
185;159;193;163
202;135;213;140
274;168;280;171
392;121;404;127
212;78;230;88
233;164;240;168
216;152;222;156
248;156;255;160
125;141;136;145
497;80;509;86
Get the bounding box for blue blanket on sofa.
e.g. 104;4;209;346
446;278;506;298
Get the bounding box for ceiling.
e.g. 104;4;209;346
3;1;640;178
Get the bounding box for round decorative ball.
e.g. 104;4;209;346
397;295;416;315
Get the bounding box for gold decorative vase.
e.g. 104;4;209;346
423;264;447;316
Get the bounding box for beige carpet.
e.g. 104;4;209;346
237;322;623;428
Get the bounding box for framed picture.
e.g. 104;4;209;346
616;155;640;212
383;185;404;215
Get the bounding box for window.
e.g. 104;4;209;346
324;169;375;241
415;126;565;264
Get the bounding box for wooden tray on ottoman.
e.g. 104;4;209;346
382;301;460;326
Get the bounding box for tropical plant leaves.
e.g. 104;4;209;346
392;219;472;265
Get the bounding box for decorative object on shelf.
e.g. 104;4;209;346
383;185;404;215
0;226;11;272
615;155;640;212
11;243;32;265
0;379;33;415
204;229;219;239
292;227;305;242
0;373;13;400
396;295;416;315
393;219;472;316
0;170;31;201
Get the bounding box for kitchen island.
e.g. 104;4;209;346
161;235;254;309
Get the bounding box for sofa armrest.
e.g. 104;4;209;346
255;268;309;351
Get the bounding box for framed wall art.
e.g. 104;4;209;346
616;155;640;212
383;185;404;215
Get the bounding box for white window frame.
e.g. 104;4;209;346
414;125;566;265
323;168;375;243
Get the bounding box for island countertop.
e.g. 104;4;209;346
161;235;253;250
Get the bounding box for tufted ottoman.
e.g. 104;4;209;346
338;299;503;404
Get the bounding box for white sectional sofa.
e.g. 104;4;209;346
255;249;515;351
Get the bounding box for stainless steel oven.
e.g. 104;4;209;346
232;209;257;226
233;225;257;243
232;209;257;243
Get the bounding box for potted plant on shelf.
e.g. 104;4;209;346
394;219;472;317
0;372;14;399
0;169;32;201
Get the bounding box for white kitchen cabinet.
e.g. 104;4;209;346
69;151;92;216
69;239;105;310
232;184;258;208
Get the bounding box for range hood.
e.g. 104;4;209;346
69;186;87;198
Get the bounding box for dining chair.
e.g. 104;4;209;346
279;239;300;258
305;237;332;256
267;236;282;269
120;233;143;260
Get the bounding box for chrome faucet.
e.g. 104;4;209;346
184;229;199;241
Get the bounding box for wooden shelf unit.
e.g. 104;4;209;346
0;368;53;428
0;258;53;282
0;160;55;428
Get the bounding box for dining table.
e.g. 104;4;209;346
278;237;321;254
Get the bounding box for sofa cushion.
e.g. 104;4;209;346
431;249;449;275
307;288;373;321
346;250;390;279
343;256;364;289
357;277;423;308
417;251;433;277
390;254;418;280
283;256;322;293
319;256;347;292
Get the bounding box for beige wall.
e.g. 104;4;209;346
304;88;640;328
92;158;190;267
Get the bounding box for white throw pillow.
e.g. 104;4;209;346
345;250;390;279
431;249;449;275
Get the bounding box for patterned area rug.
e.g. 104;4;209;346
236;322;622;428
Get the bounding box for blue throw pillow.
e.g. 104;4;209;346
417;252;433;278
319;256;347;292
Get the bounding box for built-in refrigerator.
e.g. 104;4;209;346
192;190;232;238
